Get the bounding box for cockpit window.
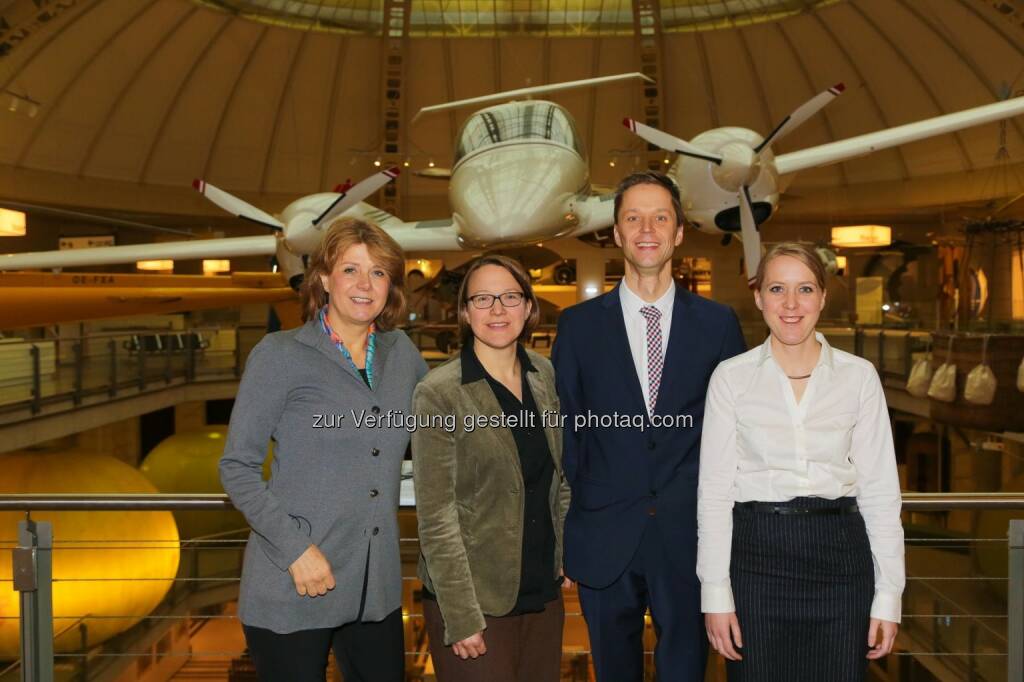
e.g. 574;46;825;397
455;103;582;163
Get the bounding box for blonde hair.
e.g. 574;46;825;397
299;217;406;329
753;242;827;292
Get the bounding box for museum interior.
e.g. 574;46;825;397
0;0;1023;680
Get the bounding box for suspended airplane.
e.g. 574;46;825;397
624;83;1024;286
2;71;1024;303
0;73;647;290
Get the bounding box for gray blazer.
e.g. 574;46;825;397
220;318;428;634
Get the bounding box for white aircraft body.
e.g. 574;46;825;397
2;73;1024;285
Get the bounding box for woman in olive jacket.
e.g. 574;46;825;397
412;255;570;682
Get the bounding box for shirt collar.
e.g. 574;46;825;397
460;341;536;385
757;330;835;371
619;279;676;318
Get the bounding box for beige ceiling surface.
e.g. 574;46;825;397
0;0;1022;219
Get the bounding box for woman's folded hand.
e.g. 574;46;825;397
287;544;336;597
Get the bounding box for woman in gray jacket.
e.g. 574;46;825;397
220;218;427;682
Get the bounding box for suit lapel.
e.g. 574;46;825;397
370;332;395;391
295;318;372;389
602;285;647;415
460;379;522;477
654;287;697;416
526;369;562;475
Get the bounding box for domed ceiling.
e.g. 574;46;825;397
0;0;1021;221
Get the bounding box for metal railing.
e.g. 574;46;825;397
0;326;268;417
1;494;1022;682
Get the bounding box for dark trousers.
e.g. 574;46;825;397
242;607;404;682
578;521;707;682
727;497;874;682
423;595;564;682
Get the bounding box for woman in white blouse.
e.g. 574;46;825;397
697;242;904;681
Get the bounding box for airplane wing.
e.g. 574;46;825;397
0;235;278;271
776;95;1024;175
350;205;462;251
0;271;294;328
567;193;616;238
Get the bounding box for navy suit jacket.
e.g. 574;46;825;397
552;283;746;588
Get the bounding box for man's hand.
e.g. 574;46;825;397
866;618;898;659
452;631;486;659
287;544;335;597
560;567;574;590
705;612;743;661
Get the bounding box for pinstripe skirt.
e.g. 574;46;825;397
727;496;874;682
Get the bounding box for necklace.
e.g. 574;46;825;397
787;373;812;380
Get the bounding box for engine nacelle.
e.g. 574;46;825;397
671;127;780;234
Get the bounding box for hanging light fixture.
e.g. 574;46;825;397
831;225;891;248
0;208;26;236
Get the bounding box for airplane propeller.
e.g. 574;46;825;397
624;83;845;286
193;167;402;290
191;180;285;231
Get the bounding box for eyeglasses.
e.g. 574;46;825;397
466;291;525;309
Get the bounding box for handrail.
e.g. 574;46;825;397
1;492;1022;511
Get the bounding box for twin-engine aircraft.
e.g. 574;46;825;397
1;72;1024;323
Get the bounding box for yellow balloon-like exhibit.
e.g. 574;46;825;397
0;451;179;660
140;426;271;539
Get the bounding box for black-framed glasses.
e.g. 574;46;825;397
467;291;525;309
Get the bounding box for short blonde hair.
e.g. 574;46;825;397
753;242;826;292
299;217;407;329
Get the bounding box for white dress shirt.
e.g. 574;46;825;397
697;332;905;623
619;280;675;416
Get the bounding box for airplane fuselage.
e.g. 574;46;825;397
451;140;587;248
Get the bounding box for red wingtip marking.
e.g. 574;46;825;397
334;179;354;193
622;117;633;130
833;82;846;92
386;166;401;177
192;179;203;192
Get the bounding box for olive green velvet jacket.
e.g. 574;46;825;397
411;348;570;645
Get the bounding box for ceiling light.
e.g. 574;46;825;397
373;157;382;167
609;158;617;168
0;208;26;236
136;259;173;271
831;225;891;248
835;255;847;271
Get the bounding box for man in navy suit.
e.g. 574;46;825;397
552;171;746;681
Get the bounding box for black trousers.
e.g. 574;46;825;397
727;497;874;682
242;607;404;682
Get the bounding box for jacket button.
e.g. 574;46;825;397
372;527;380;535
371;448;380;457
371;405;381;414
370;489;379;498
647;507;657;517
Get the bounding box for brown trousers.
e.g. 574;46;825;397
423;595;564;682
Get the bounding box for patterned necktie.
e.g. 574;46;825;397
640;306;663;413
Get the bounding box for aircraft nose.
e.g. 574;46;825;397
450;146;584;247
